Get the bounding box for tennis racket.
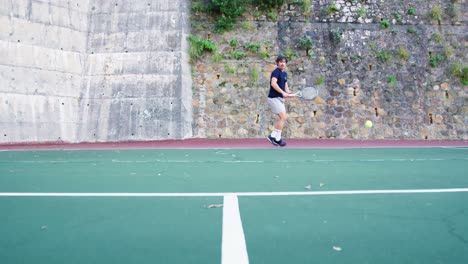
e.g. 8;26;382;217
292;86;319;100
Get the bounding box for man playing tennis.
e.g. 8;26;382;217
267;55;292;147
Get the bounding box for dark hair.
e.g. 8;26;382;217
275;55;288;63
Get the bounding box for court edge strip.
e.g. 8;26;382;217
1;188;468;197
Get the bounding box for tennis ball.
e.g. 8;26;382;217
365;120;373;128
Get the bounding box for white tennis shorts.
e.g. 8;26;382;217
268;97;285;114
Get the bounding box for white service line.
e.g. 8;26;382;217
4;157;467;164
441;147;468;149
1;188;468;197
222;194;249;264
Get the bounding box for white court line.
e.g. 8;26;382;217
1;188;468;197
4;157;467;164
222;194;249;264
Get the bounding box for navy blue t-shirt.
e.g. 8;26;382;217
268;68;287;98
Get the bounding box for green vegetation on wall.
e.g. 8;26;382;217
194;0;287;33
207;0;247;33
188;35;218;63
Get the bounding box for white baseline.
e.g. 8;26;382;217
1;188;468;197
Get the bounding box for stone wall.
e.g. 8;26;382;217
190;0;467;140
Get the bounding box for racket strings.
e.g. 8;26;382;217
300;87;318;99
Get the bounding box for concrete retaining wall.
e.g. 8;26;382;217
0;0;192;143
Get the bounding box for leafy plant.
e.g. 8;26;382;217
315;76;325;86
448;3;457;18
212;53;223;62
462;67;468;85
450;62;462;77
230;38;238;47
207;0;247;33
376;50;392;63
259;47;270;59
267;12;277;20
429;6;442;21
298;36;313;56
319;56;326;65
225;64;235;74
392;12;402;23
429;53;444;67
323;2;339;15
302;0;313;16
191;0;205;13
188;35;218;62
250;66;259;83
380;19;390;29
252;0;285;11
244;42;261;53
283;47;297;60
408;7;416;15
398;47;409;61
358;7;367;17
330;28;342;45
445;46;454;57
232;50;246;60
387;75;397;87
242;21;255;31
450;63;468;85
431;33;442;43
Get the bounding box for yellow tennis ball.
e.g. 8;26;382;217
365;120;373;128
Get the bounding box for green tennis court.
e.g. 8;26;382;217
1;147;467;263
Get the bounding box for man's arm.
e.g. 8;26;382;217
285;82;291;94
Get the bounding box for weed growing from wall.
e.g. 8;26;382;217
398;47;409;61
387;75;397;87
463;67;468;85
429;6;442;21
188;35;218;62
249;66;259;83
450;63;468;85
302;0;313;16
245;42;261;54
330;28;342;45
225;64;235;74
207;0;247;33
448;3;457;18
298;36;313;57
380;20;390;29
252;0;285;11
283;47;298;60
358;7;367;17
315;76;325;86
376;50;392;63
323;2;339;15
429;53;444;67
